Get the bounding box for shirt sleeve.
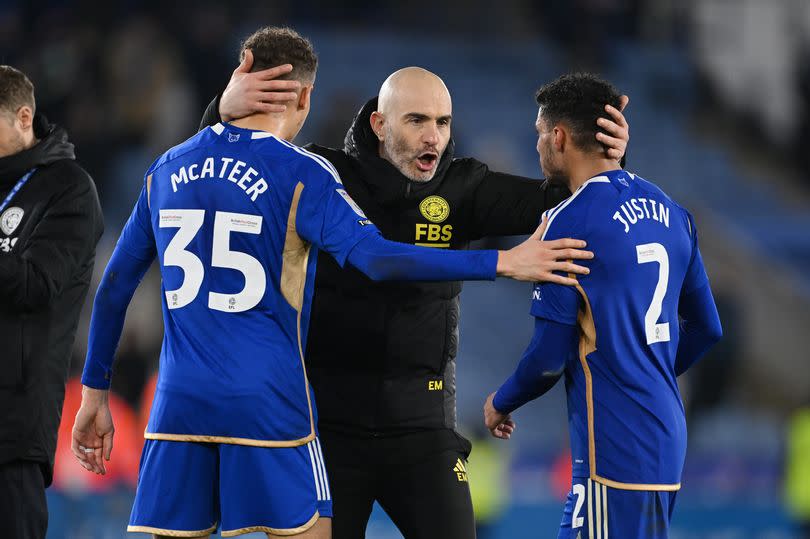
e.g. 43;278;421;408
116;185;157;261
492;317;577;414
81;186;156;389
682;211;709;295
293;161;380;266
198;94;223;132
674;282;722;376
346;232;497;281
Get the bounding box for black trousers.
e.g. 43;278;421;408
320;428;476;539
0;460;48;539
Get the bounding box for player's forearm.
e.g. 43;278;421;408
346;233;497;282
81;246;151;389
492;318;574;414
675;283;722;376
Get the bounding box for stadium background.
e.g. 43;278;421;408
4;0;810;537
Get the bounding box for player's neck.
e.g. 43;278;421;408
566;158;621;192
230;114;295;142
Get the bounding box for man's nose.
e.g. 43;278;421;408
423;123;440;146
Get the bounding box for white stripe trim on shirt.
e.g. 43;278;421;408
306;442;323;501
595;479;602;539
271;135;343;184
211;123;343;184
602;483;608;539
309;439;328;501
587;478;594;539
541;176;611;241
315;438;331;500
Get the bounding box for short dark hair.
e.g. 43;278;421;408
0;65;35;117
240;26;317;83
535;73;621;152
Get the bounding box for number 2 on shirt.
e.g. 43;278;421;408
636;242;670;345
160;209;266;313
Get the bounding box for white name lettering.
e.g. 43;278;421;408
167;157;270;201
613;198;670;233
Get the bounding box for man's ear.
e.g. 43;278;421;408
552;124;566;152
369;111;385;141
16;105;34;131
298;86;312;111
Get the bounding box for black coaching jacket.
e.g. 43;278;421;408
201;97;567;436
0;116;103;484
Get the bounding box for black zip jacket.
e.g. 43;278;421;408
0;116;103;484
200;96;569;436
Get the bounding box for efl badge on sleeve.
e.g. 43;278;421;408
0;207;24;236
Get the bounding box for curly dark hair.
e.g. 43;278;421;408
0;65;35;117
240;26;317;83
535;73;621;152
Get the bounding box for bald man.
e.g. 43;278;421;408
200;58;629;539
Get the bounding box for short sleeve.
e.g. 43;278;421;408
294;160;379;266
682;212;709;295
117;184;157;262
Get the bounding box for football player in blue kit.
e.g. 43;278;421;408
484;73;723;539
70;27;572;539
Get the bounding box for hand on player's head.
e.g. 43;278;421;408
596;94;630;161
219;49;303;121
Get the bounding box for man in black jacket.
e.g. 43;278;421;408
0;65;103;539
201;56;627;539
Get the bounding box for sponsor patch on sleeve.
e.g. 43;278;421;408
336;189;367;218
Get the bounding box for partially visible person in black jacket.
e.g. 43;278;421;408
0;65;103;539
201;56;628;539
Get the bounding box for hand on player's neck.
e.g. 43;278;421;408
230;112;298;142
566;154;622;193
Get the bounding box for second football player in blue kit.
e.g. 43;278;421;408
484;74;723;539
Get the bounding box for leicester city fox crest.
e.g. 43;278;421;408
0;206;24;236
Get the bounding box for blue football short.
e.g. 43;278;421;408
127;438;332;537
557;477;678;539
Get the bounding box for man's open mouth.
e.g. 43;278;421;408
416;152;438;172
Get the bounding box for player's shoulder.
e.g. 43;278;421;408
146;128;212;176
541;176;610;240
630;172;695;230
273;139;344;186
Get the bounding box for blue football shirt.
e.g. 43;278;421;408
531;169;709;489
115;123;379;447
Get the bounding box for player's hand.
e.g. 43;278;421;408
219;49;302;121
71;386;114;475
484;392;516;440
596;95;630;161
496;215;593;285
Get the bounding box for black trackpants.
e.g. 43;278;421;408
320;428;476;539
0;460;48;539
